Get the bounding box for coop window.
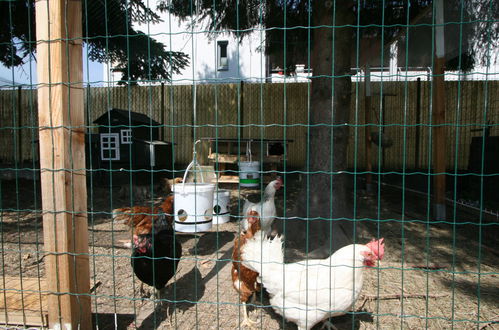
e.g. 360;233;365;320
100;133;120;161
121;129;132;144
217;41;229;71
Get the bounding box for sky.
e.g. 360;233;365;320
0;45;103;88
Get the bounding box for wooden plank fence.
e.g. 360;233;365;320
0;81;498;171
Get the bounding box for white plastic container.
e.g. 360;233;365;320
213;189;231;224
174;150;215;232
239;161;260;187
174;182;215;233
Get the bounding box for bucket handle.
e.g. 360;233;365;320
246;140;252;162
181;140;204;192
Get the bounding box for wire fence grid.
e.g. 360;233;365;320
0;0;498;329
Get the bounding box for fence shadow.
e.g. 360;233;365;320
187;230;234;256
134;265;204;329
245;288;374;330
92;312;135;330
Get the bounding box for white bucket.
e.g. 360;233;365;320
213;189;231;224
173;183;215;232
239;161;260;187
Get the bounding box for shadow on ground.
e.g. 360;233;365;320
92;312;135;330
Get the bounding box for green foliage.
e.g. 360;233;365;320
0;0;189;85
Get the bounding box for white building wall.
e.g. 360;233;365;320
102;12;499;85
352;46;499;83
104;13;266;85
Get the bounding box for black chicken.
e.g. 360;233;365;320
131;214;181;299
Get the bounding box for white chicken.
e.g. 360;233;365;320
241;234;385;330
241;177;283;236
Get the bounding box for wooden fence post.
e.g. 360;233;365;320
17;86;22;164
415;78;421;169
433;0;447;220
161;82;165;141
364;65;373;193
240;81;244;139
35;0;91;329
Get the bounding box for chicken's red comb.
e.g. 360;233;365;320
366;238;385;260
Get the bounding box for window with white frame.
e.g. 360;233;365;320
121;129;132;144
100;133;120;160
217;41;229;71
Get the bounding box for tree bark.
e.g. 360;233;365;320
286;1;354;254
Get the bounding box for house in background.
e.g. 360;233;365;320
91;108;174;182
353;5;499;82
102;5;499;86
269;64;313;83
104;13;267;85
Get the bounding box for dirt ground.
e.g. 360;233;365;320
0;175;498;329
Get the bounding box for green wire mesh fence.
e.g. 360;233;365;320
0;0;498;329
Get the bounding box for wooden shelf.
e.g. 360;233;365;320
208;153;285;164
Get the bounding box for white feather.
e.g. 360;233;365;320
241;179;280;235
242;234;371;330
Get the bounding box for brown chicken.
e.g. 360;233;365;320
232;210;262;328
113;195;174;235
161;177;183;195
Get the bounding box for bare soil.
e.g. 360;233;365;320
0;176;498;329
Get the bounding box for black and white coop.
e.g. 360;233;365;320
90;108;174;182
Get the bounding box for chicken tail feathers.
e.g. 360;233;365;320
240;198;254;231
240;233;284;274
112;207;132;224
242;198;252;215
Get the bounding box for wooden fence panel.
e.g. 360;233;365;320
346;80;499;171
280;83;308;167
0;89;16;162
1;80;498;171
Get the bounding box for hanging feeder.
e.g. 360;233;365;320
239;140;261;187
174;140;215;233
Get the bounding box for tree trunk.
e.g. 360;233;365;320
286;1;354;254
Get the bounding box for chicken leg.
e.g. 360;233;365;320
240;302;258;328
151;287;166;303
320;320;339;330
139;282;147;298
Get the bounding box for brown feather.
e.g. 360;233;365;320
231;210;262;303
114;195;175;236
134;195;174;236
